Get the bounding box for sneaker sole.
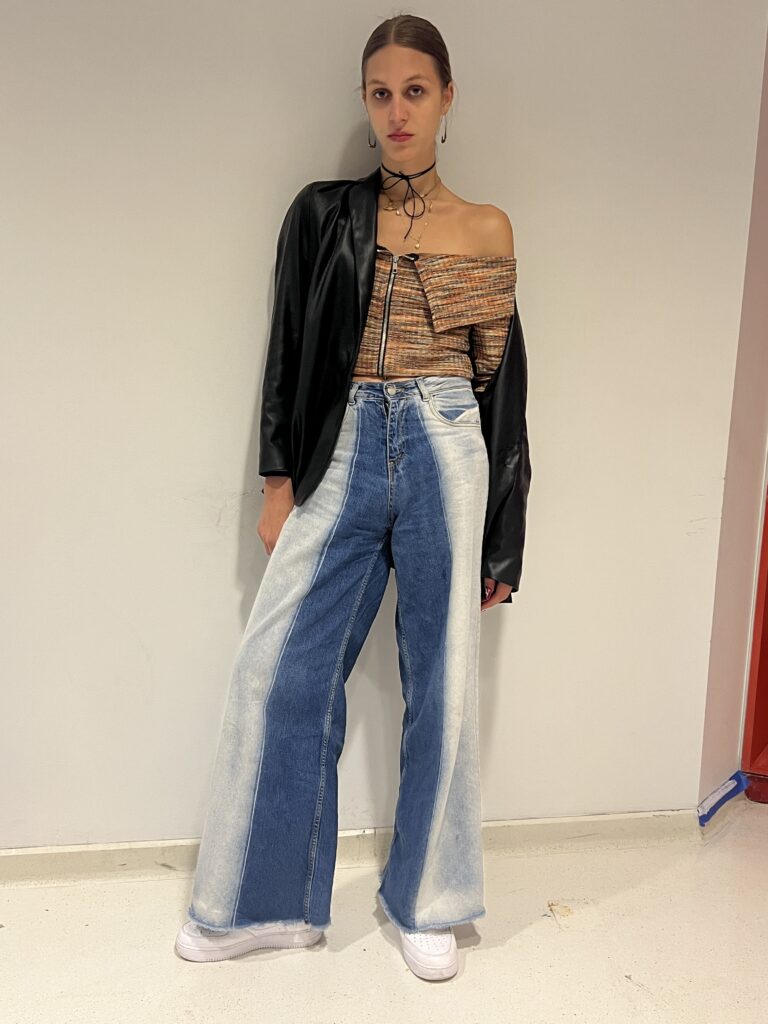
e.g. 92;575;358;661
175;926;324;963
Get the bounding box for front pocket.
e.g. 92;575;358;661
427;387;482;427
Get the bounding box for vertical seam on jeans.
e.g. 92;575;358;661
303;535;388;921
406;401;450;926
390;593;414;883
395;594;415;741
231;573;307;929
301;403;365;921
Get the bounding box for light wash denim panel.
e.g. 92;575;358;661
187;375;489;933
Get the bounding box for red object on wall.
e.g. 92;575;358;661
742;481;768;800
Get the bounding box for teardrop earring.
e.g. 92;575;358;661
440;114;448;144
367;121;377;148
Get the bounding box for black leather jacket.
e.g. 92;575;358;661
258;165;531;603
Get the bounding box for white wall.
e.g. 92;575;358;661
700;23;768;800
2;1;767;848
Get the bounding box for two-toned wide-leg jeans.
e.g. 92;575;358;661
187;375;490;934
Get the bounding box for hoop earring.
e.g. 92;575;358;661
367;121;377;148
440;114;448;144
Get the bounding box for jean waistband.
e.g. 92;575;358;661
347;375;474;405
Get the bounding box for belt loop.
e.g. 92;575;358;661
415;377;430;401
348;381;361;405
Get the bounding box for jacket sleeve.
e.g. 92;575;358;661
474;301;532;603
258;182;316;478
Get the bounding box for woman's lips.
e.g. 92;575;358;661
388;133;412;141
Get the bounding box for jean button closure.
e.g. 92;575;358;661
385;383;396;395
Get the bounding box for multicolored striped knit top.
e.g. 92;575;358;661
352;244;517;392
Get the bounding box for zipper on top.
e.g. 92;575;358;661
375;247;417;377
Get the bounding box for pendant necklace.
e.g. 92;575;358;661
380;174;443;251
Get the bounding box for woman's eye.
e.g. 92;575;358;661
373;86;424;99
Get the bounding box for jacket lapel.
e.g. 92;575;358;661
349;165;381;338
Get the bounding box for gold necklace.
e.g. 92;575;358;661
380;178;443;251
381;175;441;212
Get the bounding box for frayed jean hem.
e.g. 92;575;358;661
187;904;331;934
375;885;486;933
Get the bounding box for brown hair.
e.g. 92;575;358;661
359;13;457;105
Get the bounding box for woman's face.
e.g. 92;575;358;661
363;44;452;165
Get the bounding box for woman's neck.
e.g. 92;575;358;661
378;159;439;204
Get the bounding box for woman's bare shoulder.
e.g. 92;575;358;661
467;203;515;258
441;188;515;257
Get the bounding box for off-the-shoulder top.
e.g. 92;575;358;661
351;244;517;392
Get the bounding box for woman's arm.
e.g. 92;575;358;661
472;206;531;607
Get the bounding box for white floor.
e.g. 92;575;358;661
1;797;765;1024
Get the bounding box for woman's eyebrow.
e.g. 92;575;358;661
367;74;429;86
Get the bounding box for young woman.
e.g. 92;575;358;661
175;15;531;982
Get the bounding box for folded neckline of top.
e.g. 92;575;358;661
376;243;516;262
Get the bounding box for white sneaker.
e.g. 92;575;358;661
174;919;325;962
398;925;458;980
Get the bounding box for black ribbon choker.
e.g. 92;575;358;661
379;159;437;241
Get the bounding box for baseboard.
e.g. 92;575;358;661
0;807;703;886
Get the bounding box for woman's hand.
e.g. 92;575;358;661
258;476;295;555
481;576;512;610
